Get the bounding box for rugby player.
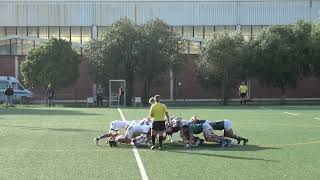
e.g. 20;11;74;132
209;119;248;145
186;116;231;147
110;120;152;147
94;120;131;145
149;95;170;150
168;117;248;145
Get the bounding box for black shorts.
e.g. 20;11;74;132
240;93;247;98
152;121;166;131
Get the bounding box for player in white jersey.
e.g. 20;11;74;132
94;120;131;145
94;118;147;145
110;121;152;147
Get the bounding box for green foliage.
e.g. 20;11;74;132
84;18;140;105
21;38;81;89
84;18;184;105
248;21;312;104
196;32;247;104
136;18;184;104
310;22;320;77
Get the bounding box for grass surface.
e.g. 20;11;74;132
0;105;320;180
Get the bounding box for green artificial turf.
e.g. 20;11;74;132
0;106;319;180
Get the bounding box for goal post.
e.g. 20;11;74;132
109;80;126;107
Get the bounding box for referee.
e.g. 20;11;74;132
239;81;248;105
149;95;170;150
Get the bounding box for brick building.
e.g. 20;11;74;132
1;0;320;102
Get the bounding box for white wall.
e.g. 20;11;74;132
0;0;318;26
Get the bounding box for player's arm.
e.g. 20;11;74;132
164;105;170;121
185;126;195;147
149;106;154;118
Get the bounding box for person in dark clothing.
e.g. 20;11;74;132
46;84;55;107
96;85;104;107
118;87;125;106
4;84;14;108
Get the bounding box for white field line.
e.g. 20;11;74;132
118;108;149;180
284;112;299;116
314;118;320;120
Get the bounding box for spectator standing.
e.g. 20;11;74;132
96;85;104;107
149;95;170;150
46;84;55;107
118;87;125;106
239;81;248;105
4;84;14;108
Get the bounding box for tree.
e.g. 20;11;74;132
84;18;140;106
310;22;320;77
248;22;312;104
21;38;81;89
136;19;184;104
196;32;247;105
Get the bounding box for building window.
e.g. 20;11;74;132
49;27;59;38
225;25;236;32
60;27;71;41
71;27;81;43
183;26;193;37
6;27;16;36
241;25;252;41
0;27;5;36
82;27;92;43
204;26;215;39
97;26;110;38
194;26;204;39
215;26;225;32
28;27;38;37
252;25;263;34
39;27;48;39
172;26;182;36
17;27;27;36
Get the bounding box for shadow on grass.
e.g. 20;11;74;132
0;125;100;133
0;108;101;116
97;142;280;162
165;150;279;162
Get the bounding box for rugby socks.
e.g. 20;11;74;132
232;135;247;141
152;135;156;146
159;136;163;147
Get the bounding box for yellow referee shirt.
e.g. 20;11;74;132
149;102;168;121
239;85;248;93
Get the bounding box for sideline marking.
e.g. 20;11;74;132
314;118;320;120
118;108;149;180
284;112;299;116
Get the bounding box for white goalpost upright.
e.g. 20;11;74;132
109;80;126;107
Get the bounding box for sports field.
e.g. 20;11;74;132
0;106;320;180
